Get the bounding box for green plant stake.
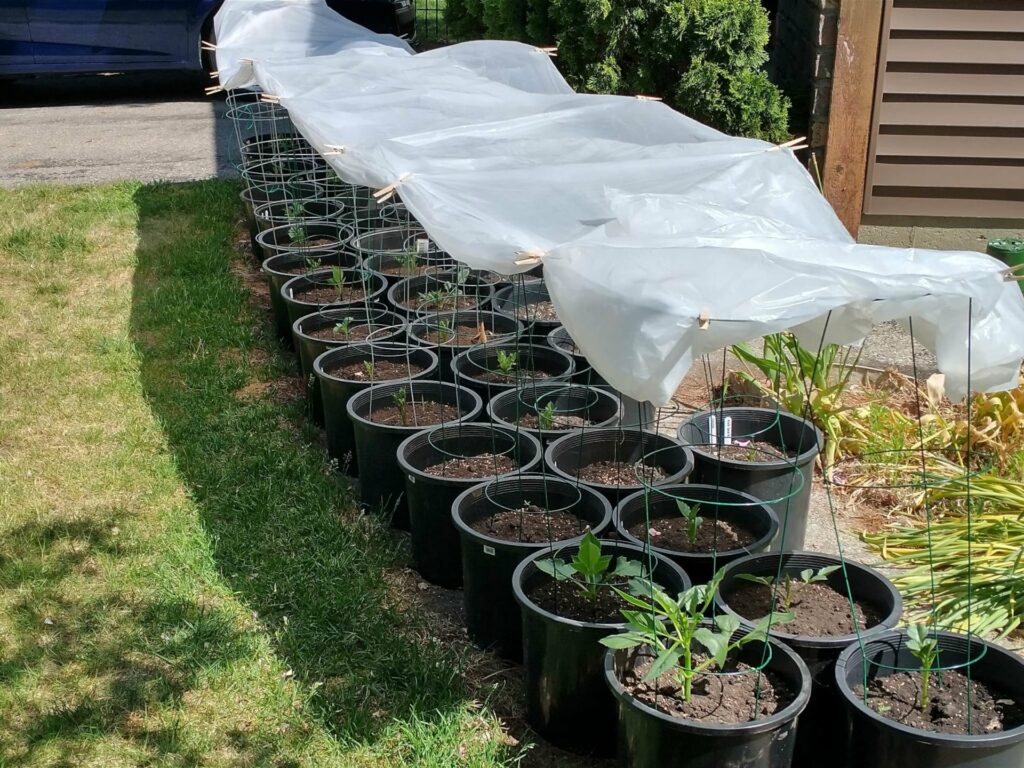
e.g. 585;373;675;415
906;622;939;711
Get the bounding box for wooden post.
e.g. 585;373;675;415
823;0;885;239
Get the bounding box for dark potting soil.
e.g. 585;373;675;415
280;260;328;275
856;669;1024;735
512;300;558;322
422;453;517;479
628;517;757;553
471;368;552;384
469;504;586;543
292;284;368;305
575;459;669;486
724;581;882;636
304;236;338;248
515;411;592;430
366;399;461;427
528;571;654;623
419;326;501;347
306;323;378;341
327;359;425;381
713;440;795;463
623;653;793;724
378;263;440;277
399;294;479;313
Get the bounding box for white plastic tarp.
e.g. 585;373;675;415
215;0;1024;404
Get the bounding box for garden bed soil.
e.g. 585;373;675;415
725;581;882;636
306;323;378;341
422;453;517;478
469;504;585;543
623;653;793;724
856;670;1024;735
327;359;425;381
629;518;757;553
515;412;591;430
512;301;558;321
366;400;461;426
293;285;368;304
713;440;795;463
575;459;669;486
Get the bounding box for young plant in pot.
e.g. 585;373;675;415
386;268;493;317
677;407;823;550
315;343;438;477
253;197;344;238
512;535;690;755
397;423;543;588
545;427;694;505
614;484;779;583
348;227;441;264
364;247;456;286
280;267;388;330
254;220;353;263
714;551;903;767
262;250;361;345
452;341;575;403
488;382;622;446
452;474;613;661
292;304;406;426
835;626;1024;767
601;568;812;768
241;178;324;252
493;279;560;338
346;379;482;529
408;311;523;381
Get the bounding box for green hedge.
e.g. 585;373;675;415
445;0;789;141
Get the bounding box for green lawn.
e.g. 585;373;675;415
0;181;524;767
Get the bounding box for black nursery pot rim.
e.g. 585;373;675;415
487;383;622;437
680;406;824;468
281;269;387;308
452;343;576;386
451;473;613;551
511;539;690;631
835;628;1024;747
614;484;779;562
313;343;439;384
345;380;483;434
408;311;524;349
544;428;695;491
603;637;812;736
291;308;406;345
396;422;543;485
260;251;356;278
716;550;903;649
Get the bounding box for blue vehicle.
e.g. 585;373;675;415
0;0;415;76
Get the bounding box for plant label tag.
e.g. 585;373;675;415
416;238;429;254
483;545;495;556
408;474;416;484
723;417;733;445
708;416;717;445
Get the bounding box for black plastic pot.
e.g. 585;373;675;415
261;251;363;345
716;551;903;768
280;268;388;330
604;634;812;768
254;221;353;263
512;540;690;755
408;311;524;382
836;629;1024;767
346;380;482;528
493;280;560;338
363;251;457;288
292;305;406;425
615;484;778;583
253;198;345;237
241;156;319;188
547;325;656;429
488;383;621;447
315;344;438;476
452;342;575;403
347;227;441;262
678;407;823;550
238;132;310;164
386;272;494;317
545;428;695;506
240;179;323;249
452;474;613;660
397;423;543;588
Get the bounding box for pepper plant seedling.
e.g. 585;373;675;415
333;316;355;338
288;223;308;244
363;360;375;379
396;249;420;274
736;565;842;612
496;350;517;378
600;569;793;702
535;530;645;603
391;386;408;425
328;266;347;299
906;622;939;711
537;400;557;430
676;500;704;546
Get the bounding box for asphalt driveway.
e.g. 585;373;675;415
2;71;235;186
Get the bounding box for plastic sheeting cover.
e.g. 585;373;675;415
216;0;1024;404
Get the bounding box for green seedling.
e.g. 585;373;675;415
537;400;557;430
286;201;305;222
328;266;346;299
496;350;517;378
391;386;408;426
601;568;793;702
436;319;454;343
736;565;842;612
906;623;939;711
536;530;645;602
362;360;375;379
417;286;455;311
396;249;420;273
676;500;704;546
333;316;355;338
303;255;322;272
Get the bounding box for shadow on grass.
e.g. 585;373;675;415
126;181;484;751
